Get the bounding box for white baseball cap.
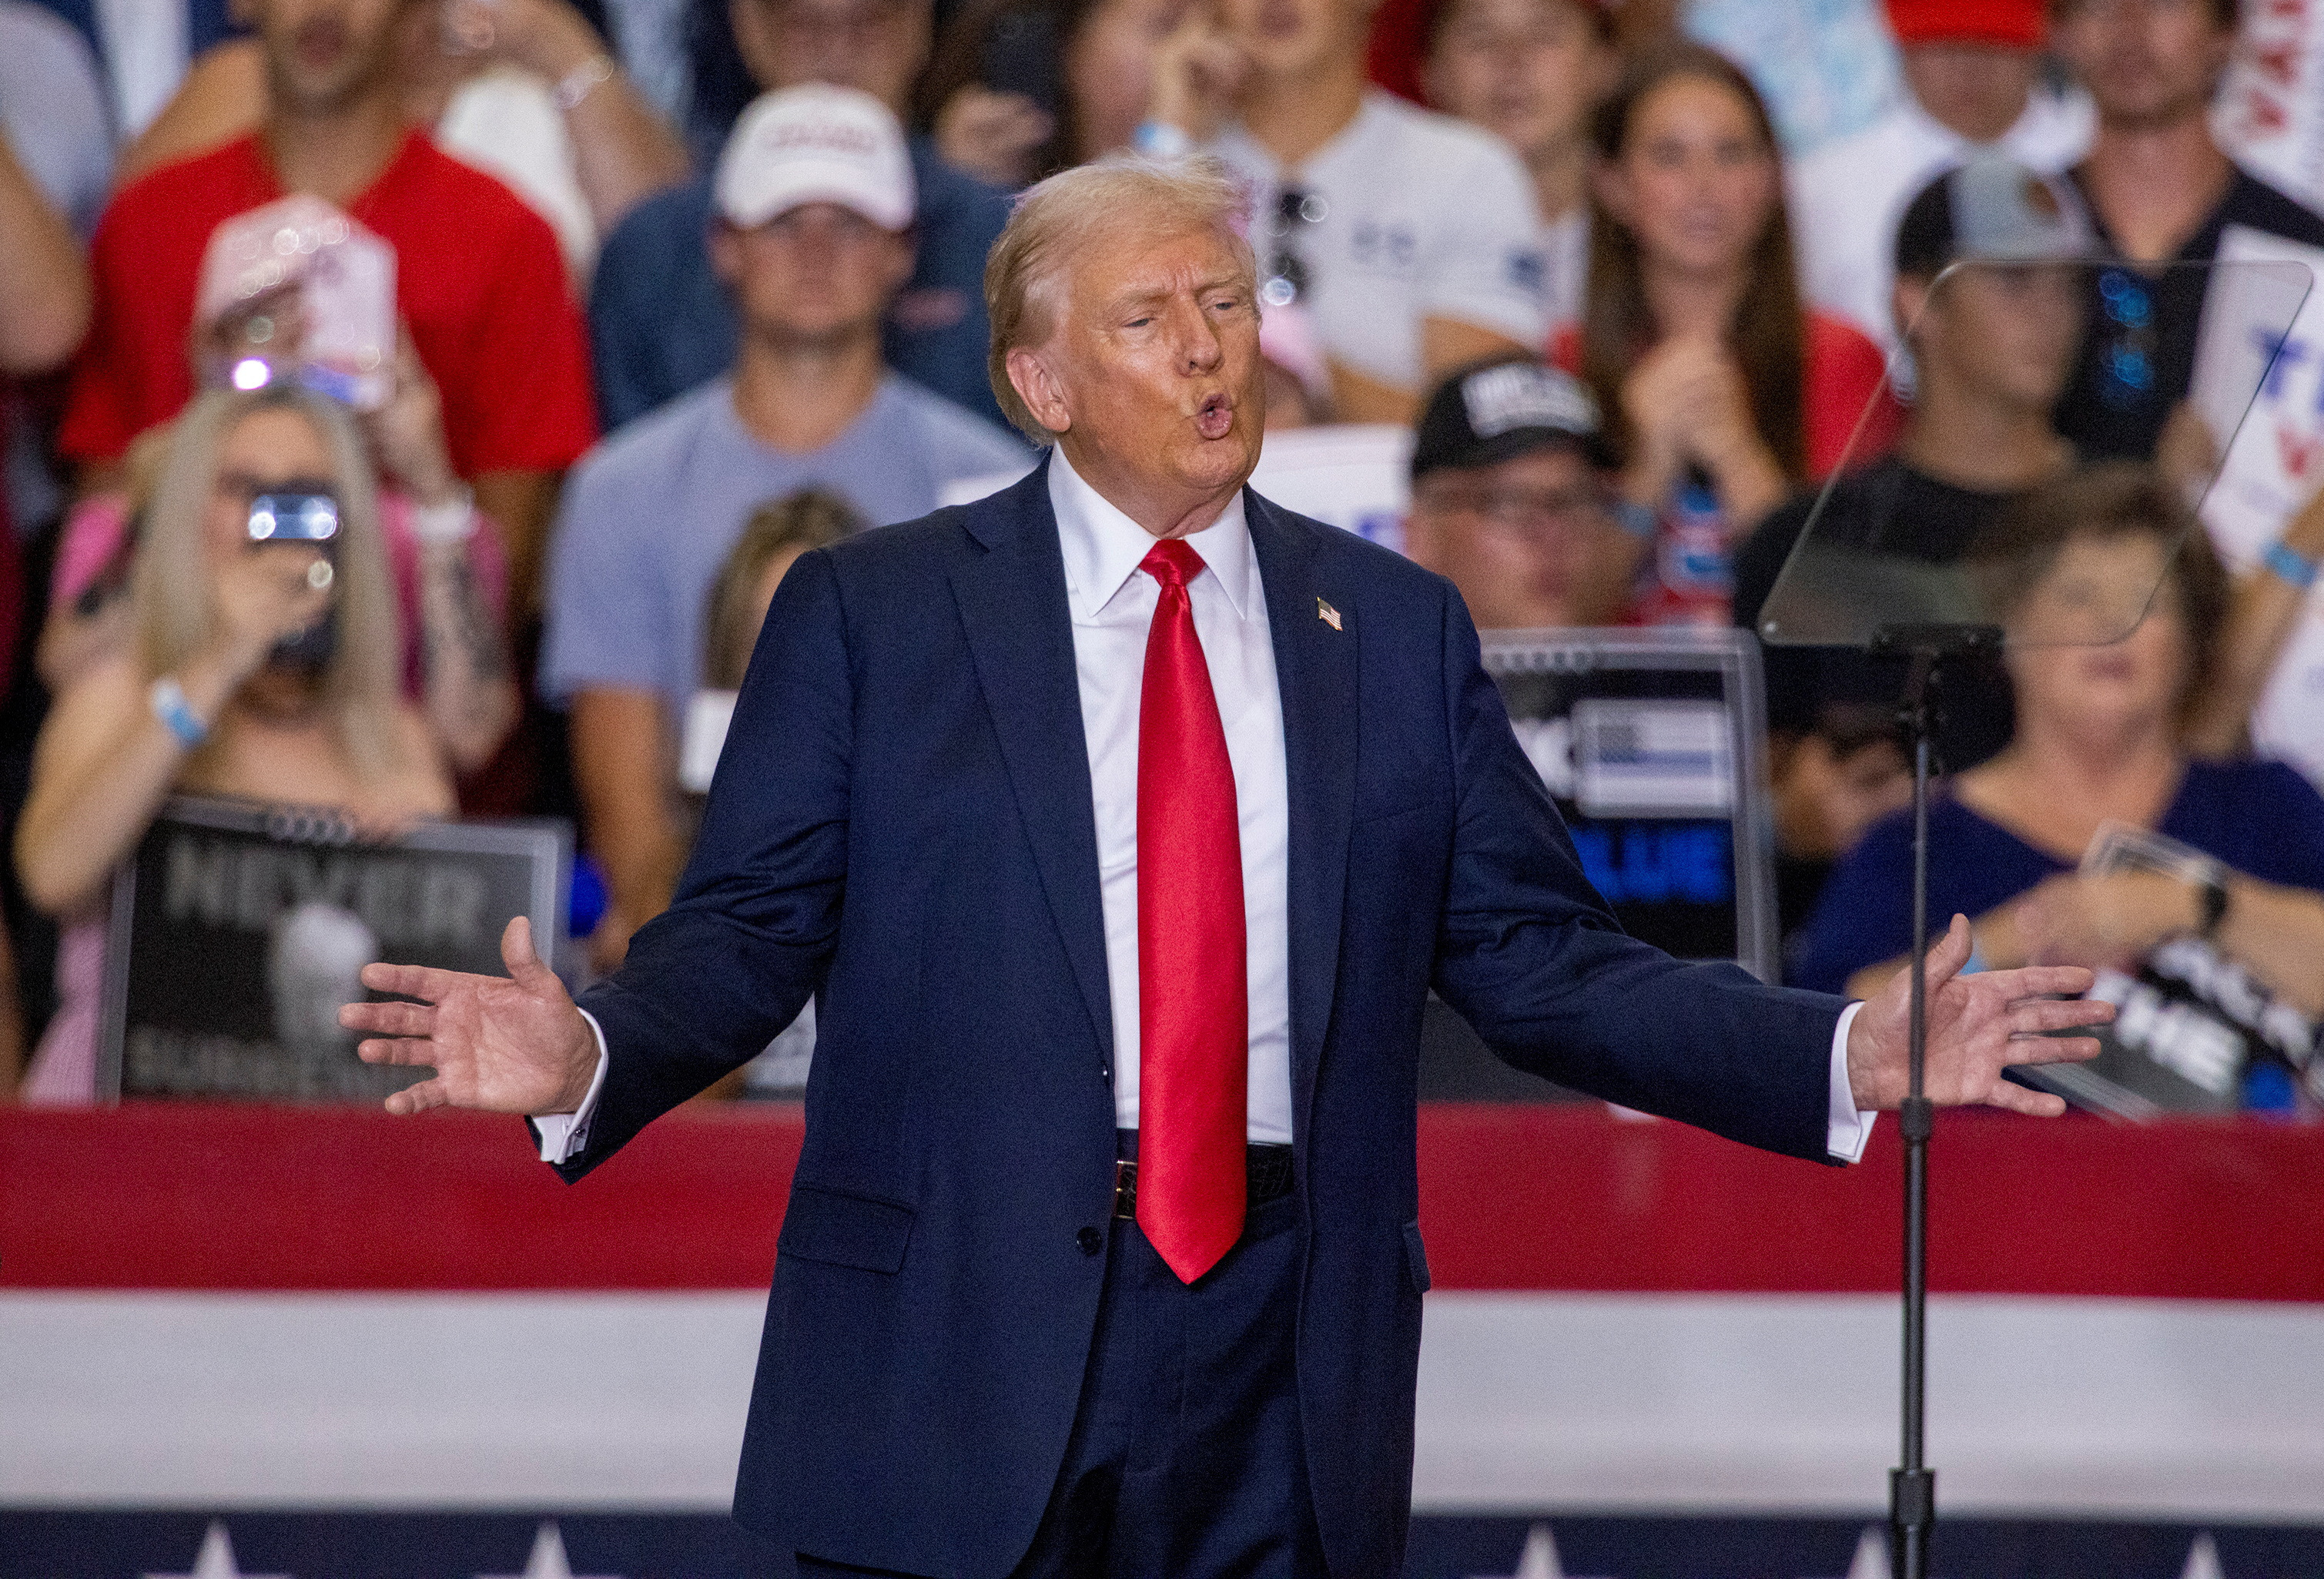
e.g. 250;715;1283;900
715;85;916;233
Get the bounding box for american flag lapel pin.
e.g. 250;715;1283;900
1317;597;1342;632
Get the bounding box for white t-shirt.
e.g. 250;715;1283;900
1788;86;2094;354
1209;92;1549;394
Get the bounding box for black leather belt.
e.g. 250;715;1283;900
1112;1142;1295;1220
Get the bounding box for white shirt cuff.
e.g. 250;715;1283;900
1827;1000;1877;1163
533;1008;611;1165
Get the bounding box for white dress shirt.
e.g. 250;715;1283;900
538;456;1875;1164
1048;447;1295;1143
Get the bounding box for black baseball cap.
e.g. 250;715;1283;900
1411;357;1616;481
1893;155;2090;280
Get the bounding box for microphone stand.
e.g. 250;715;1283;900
1868;623;1998;1579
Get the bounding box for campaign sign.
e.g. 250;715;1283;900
2194;229;2324;786
2216;0;2324;213
1244;423;1411;552
1420;630;1778;1101
98;798;568;1103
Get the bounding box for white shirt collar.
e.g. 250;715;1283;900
1047;446;1257;625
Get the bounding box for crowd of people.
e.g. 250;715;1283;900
0;0;2319;1108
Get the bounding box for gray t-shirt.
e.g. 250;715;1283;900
541;374;1030;712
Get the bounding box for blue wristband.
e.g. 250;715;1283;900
2263;539;2319;591
149;675;208;747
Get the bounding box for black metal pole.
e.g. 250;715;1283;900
1890;649;1937;1579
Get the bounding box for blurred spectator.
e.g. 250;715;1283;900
671;487;856;1102
1147;0;1549;424
701;488;857;693
0;5;107;532
1558;41;1897;626
544;86;1027;971
1421;0;1616;332
118;0;690;278
14;383;455;1103
0;2;112;240
26;0;247;141
1793;464;2324;1025
1403;356;1639;628
59;0;598;615
592;0;1013;428
1789;0;2092;355
2197;484;2324;760
1258;300;1334;428
916;0;1189;189
0;119;92;394
42;337;517;775
1735;158;2087;946
2051;0;2324;461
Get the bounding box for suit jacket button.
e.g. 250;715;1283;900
1077;1226;1103;1255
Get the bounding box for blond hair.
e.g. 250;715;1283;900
133;384;414;782
704;488;863;689
983;154;1256;442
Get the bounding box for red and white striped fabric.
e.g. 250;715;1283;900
4;1105;2321;1518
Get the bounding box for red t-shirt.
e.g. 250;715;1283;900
62;131;597;474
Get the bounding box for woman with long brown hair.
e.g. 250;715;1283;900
1555;40;1897;625
14;383;454;1102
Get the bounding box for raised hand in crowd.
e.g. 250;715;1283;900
2192;482;2324;759
1616;334;1787;527
1144;0;1247;143
120;0;685;243
424;0;690;236
363;332;521;775
934;84;1055;189
346;915;598;1118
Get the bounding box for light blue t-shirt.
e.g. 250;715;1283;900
541;374;1030;713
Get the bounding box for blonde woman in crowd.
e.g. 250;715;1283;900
14;384;453;1103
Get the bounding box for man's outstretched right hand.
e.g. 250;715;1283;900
340;915;599;1118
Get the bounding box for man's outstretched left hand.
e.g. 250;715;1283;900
1845;914;2113;1116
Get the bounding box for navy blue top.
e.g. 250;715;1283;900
1791;759;2324;993
586;143;1012;434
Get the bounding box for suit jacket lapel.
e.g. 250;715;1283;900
1246;491;1358;1118
949;461;1115;1063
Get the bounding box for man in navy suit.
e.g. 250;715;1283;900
344;157;2108;1578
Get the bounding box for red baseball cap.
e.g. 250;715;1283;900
1886;0;2046;48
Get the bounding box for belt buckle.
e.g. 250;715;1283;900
1113;1158;1137;1220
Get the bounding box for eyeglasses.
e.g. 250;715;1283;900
1261;186;1327;308
1422;483;1606;535
2095;267;2158;409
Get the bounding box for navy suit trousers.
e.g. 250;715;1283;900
799;1187;1326;1579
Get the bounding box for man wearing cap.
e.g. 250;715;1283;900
543;84;1028;971
1404;355;1642;629
1735;156;2088;944
353;157;2107;1577
591;0;1012;430
1789;0;2094;356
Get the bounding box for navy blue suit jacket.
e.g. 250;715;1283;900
564;462;1847;1577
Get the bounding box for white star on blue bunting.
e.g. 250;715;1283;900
143;1521;290;1579
476;1520;624;1579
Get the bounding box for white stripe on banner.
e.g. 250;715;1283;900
5;1292;2322;1517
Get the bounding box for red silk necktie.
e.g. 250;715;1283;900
1135;538;1247;1284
